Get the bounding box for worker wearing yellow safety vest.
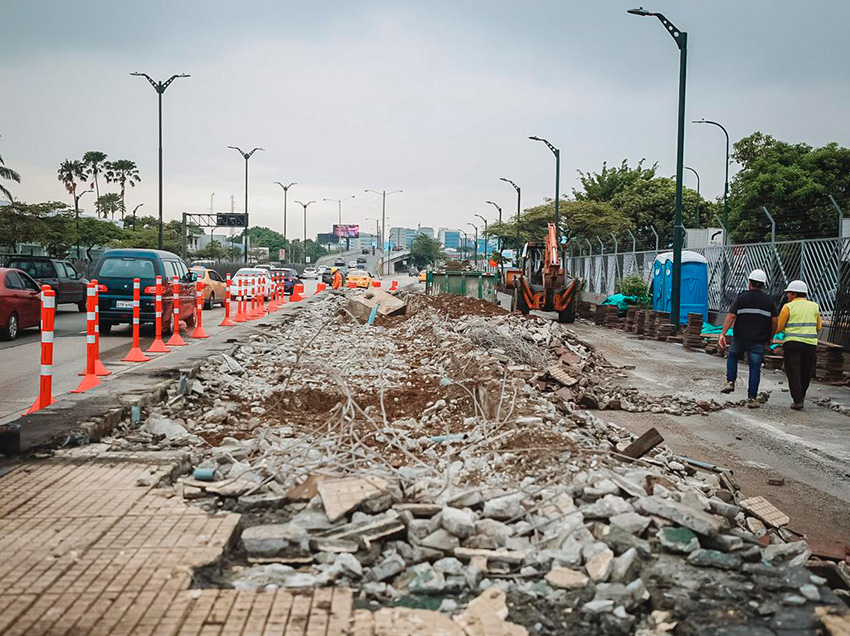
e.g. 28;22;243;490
775;280;821;410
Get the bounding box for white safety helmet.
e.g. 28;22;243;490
748;269;767;284
785;280;809;294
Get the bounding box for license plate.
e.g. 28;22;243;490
115;300;134;309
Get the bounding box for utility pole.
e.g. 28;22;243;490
275;181;296;244
529;136;561;238
73;189;93;258
365;189;402;276
685;166;700;227
130;71;190;249
294;200;316;265
485;201;502;251
499;178;521;259
324;195;355;251
228;146;264;263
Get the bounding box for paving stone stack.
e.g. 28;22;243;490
815;343;846;382
635;309;646;336
682;313;704;350
624;307;638;332
604;305;621;329
645;310;657;339
654;312;675;341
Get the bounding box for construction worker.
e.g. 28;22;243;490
331;267;343;290
718;269;777;408
776;280;821;410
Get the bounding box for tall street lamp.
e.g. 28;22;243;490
485;201;502;251
474;214;488;261
468;222;479;268
294;200;316;265
365;189;402;276
460;230;469;261
274;181;296;243
693;118;730;238
529;136;561;237
628;6;688;327
324;195;356;252
499;178;522;255
365;217;381;252
228;146;264;263
685;166;700;227
130;72;190;250
131;203;143;230
73;188;93;257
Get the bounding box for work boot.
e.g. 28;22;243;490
747;398;760;409
720;381;735;394
790;402;804;410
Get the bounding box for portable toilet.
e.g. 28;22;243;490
652;251;709;323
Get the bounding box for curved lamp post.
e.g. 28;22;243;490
499;178;521;254
274;182;296;242
685;166;700;227
365;189;402;276
228;146;264;263
693;119;730;238
294;200;316;264
529;136;561;238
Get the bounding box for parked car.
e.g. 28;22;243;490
0;268;42;340
4;256;88;311
356;256;368;265
233;267;274;299
362;248;370;254
346;269;374;289
190;266;227;309
272;268;301;295
301;266;318;280
90;249;196;334
334;257;346;267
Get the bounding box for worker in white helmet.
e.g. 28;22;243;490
718;269;778;408
776;280;821;410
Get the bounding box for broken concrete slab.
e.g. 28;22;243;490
318;476;391;522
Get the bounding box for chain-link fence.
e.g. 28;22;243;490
567;236;850;320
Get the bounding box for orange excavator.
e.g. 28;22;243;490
509;222;583;323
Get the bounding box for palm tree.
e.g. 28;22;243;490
0;135;21;202
96;192;123;219
82;150;108;199
57;159;86;202
104;159;141;213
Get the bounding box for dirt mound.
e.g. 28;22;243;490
377;293;507;326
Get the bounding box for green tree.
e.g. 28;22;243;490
728;132;850;242
0;201;63;252
82;151;108;200
118;215;181;253
41;208;76;257
96;192;123;219
57;159;87;205
410;234;444;267
77;217;126;259
246;226;286;255
574;159;657;202
194;239;227;260
104;159;141;213
0;135;21;202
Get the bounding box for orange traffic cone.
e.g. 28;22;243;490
28;287;59;411
191;282;209;339
166;277;187;346
220;274;235;327
315;282;327;294
122;278;151;362
390;280;398;291
74;283;102;393
147;276;170;353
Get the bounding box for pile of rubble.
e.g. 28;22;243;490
103;291;849;634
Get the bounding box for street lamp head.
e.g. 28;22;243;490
693;119;707;124
627;7;654;16
529;136;542;142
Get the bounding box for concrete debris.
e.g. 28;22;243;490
102;290;843;633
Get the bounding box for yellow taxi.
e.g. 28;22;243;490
346;268;374;289
190;266;227;309
418;270;428;283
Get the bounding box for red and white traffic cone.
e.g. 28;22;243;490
268;274;279;312
73;283;102;393
122;278;151;362
371;280;381;288
249;276;259;319
192;282;209;339
147;275;170;353
28;287;57;413
166;276;187;346
220;274;235;327
390;280;398;291
92;279;110;376
234;278;247;323
277;275;287;306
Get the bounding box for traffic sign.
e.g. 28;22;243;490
216;213;248;227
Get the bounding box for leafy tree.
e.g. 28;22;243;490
41;208;76;257
0;135;21;202
574;159;658;202
104;159;141;213
57;159;87;205
194;239;227;260
96;192;123;219
728;132;850;241
410;233;444;267
246;226;286;255
77;217;126;259
0;201;65;252
117;215;181;253
82;151;108;200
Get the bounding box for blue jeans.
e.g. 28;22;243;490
726;338;765;399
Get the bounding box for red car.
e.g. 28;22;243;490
0;268;43;340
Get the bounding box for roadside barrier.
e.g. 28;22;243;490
269;274;280;312
235;278;247;322
166;276;187;346
291;283;306;302
73;283;101;393
27;287;57;413
122;278;151;362
192;282;209;339
347;279;357;289
371;280;381;288
315;282;327;294
92;280;110;376
390;280;398;291
249;275;259;319
220;274;235;327
147;275;170;353
260;275;267;315
276;276;286;307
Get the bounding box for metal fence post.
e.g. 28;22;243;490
800;240;806;283
649;226;659;252
762;207;776;244
829;195;844;238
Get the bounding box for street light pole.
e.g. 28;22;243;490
74;189;93;258
484;201;501;251
293;200;316;265
365;189;402;276
274;182;296;244
693;119;730;238
130;72;190;250
324;195;356;251
499;178;521;255
474;214;488;264
228;146;264;263
131;203;143;230
468;223;479;269
529;136;561;238
628;7;687;327
685;166;700;227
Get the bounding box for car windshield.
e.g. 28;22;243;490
97;257;156;279
235;268;262;276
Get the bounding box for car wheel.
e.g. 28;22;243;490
100;321;113;334
1;312;19;341
204;292;214;310
185;312;196;328
162;314;173;335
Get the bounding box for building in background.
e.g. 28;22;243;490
355;233;379;250
417;226;435;239
438;228;461;250
388;227;418;250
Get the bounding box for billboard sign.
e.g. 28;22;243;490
333;224;360;239
216;213;248;227
278;249;286;261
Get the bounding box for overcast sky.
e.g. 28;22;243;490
2;0;849;240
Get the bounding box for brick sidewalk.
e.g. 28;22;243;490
0;459;355;636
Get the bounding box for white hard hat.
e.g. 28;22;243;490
785;280;809;294
748;269;767;284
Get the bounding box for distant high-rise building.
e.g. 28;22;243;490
417;226;435;239
388;227;419;249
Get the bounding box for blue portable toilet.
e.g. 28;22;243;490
653;251;709;323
